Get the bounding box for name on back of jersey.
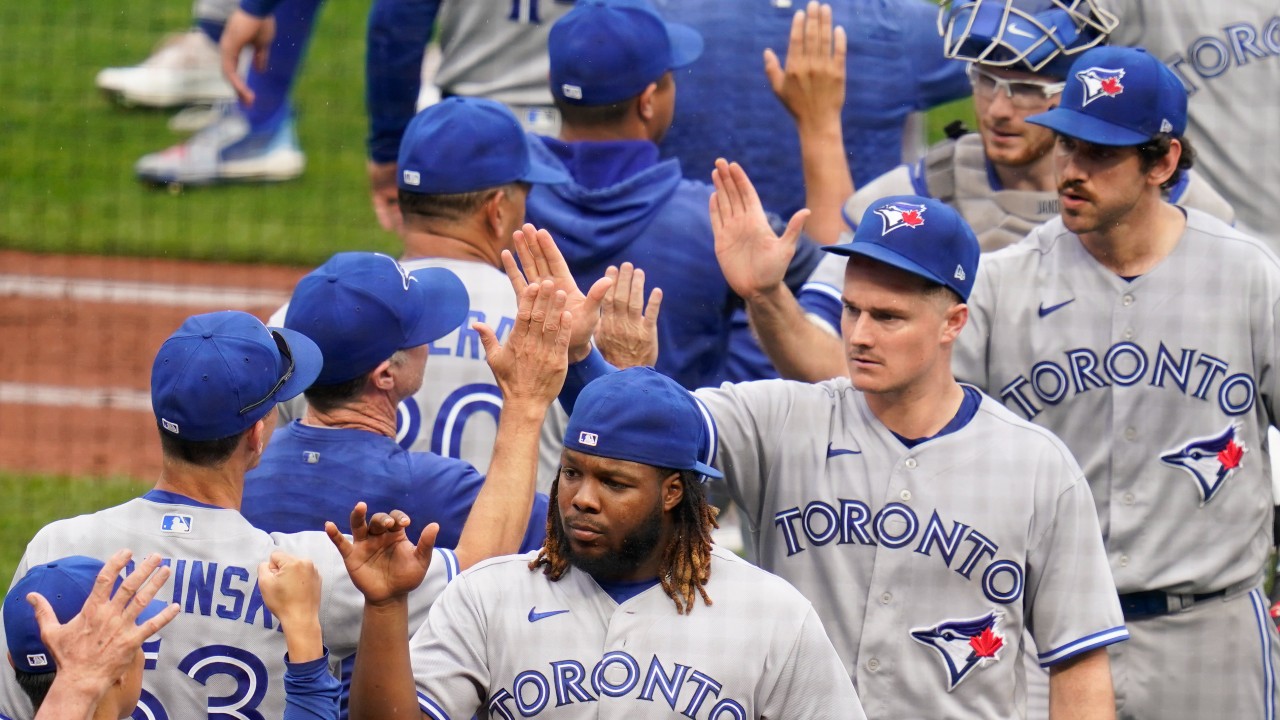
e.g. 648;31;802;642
428;311;516;359
125;556;279;629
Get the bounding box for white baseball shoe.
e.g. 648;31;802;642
134;104;306;186
96;30;236;108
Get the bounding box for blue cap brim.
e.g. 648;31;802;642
823;242;950;291
1026;107;1150;147
520;153;572;186
667;23;704;69
135;597;170;627
693;461;723;480
268;326;324;403
403;267;471;347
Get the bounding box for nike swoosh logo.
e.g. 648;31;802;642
1038;299;1075;317
826;443;862;458
528;608;570;623
1007;22;1036;39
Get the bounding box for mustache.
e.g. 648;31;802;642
1058;179;1091;199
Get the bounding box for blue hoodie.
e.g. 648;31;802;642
526;136;737;391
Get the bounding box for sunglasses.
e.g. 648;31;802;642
968;65;1064;109
238;330;295;416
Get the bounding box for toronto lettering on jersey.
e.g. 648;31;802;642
428;311;517;359
125;557;276;629
996;342;1257;421
773;502;1024;605
482;652;749;720
1162;16;1280;95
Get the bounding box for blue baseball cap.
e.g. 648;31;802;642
1026;46;1188;146
397;97;570;193
4;556;171;675
938;0;1116;78
151;311;323;441
285;252;470;386
549;0;704;106
564;368;722;481
825;195;979;301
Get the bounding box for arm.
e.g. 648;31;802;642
764;1;851;247
453;275;574;570
366;0;443;231
595;262;662;369
32;551;179;720
1048;648;1115;720
711;159;847;381
258;552;340;720
327;505;438;720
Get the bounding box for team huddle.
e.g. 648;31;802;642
5;0;1280;718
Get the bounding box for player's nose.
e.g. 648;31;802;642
570;478;603;513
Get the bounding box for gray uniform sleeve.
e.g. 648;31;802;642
408;574;489;719
759;607;868;720
0;550;36;719
1025;470;1128;667
952;264;995;391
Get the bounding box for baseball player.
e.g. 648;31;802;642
515;195;1127;717
247;251;548;551
270;97;577;485
1101;0;1280;247
331;366;867;720
953;45;1280;719
0;278;569;719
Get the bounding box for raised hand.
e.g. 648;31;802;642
764;1;847;128
327;502;438;607
711;159;810;300
30;550;179;710
596;262;662;369
502;223;612;362
476;278;573;408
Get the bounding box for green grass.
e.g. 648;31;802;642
0;473;152;586
0;0;397;266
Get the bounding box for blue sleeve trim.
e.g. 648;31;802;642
691;395;719;482
908;158;931;197
798;283;843;334
1037;626;1129;667
559;347;616;415
418;691;452;720
438;548;460;582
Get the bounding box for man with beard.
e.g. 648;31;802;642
331;367;866;720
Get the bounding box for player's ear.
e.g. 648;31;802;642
661;470;684;512
637;82;659;123
483;188;508;240
370;358;396;392
1146;137;1182;188
941;301;969;344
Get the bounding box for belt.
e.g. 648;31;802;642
1119;576;1258;620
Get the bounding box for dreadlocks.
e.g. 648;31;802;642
529;469;720;615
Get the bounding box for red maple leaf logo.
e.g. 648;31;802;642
901;210;924;227
969;627;1003;658
1218;440;1244;470
1100;77;1123;96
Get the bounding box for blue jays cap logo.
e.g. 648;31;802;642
378;252;417;291
1160;422;1247;505
875;201;927;235
911;611;1006;691
1076;66;1125;106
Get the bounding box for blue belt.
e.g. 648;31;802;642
1118;589;1227;620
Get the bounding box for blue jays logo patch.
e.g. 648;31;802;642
911;611;1006;691
1076;67;1125;106
875;202;927;235
1160;423;1246;505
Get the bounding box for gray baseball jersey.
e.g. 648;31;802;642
0;494;453;720
272;256;566;486
843;133;1236;251
406;547;867;719
953;208;1280;719
1104;0;1280;245
692;378;1125;719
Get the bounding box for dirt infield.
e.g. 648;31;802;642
0;250;309;480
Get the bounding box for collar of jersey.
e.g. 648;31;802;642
143;489;227;510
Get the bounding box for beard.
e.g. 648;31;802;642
562;499;665;582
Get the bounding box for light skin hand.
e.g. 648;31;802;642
475;279;573;407
596;263;662;368
219;9;276;105
30;550;180;713
710;158;809;301
501;223;613;363
764;2;847;130
367;160;402;233
326;502;438;608
257;551;324;663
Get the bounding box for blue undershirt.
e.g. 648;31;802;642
889;385;983;448
596;576;661;605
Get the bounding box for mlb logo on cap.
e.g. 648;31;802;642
578;431;599;447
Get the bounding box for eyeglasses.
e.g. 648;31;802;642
968;65;1064;109
238;330;295;416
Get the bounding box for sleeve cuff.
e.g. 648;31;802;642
1037;626;1129;667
